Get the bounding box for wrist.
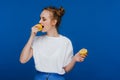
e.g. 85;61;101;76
72;56;77;63
30;33;36;37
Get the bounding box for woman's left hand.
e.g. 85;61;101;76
73;52;86;62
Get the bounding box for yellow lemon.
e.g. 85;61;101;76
79;48;88;57
36;23;43;31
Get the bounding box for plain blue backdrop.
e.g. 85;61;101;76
0;0;120;80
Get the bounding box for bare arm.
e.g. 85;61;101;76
63;52;85;72
19;25;39;64
19;35;34;64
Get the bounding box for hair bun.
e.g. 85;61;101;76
58;7;65;17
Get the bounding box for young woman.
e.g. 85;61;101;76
20;6;85;80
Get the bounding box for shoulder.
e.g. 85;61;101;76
60;35;72;44
33;35;46;41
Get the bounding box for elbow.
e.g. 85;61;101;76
19;58;27;64
65;70;69;73
65;69;70;73
63;67;70;73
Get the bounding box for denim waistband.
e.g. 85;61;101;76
35;71;65;80
36;71;64;76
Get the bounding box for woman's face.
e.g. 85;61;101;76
39;10;55;32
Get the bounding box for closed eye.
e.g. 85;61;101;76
42;17;46;21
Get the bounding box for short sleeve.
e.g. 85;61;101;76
31;36;38;49
63;40;74;67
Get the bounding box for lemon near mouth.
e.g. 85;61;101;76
35;24;43;31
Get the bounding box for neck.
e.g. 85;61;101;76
47;27;59;37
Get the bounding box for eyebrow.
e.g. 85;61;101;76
40;16;45;19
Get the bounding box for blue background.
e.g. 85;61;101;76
0;0;120;80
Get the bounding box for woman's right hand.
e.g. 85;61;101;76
31;25;39;36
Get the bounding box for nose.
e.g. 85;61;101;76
39;19;42;24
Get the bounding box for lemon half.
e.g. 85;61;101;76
36;24;43;31
79;48;88;57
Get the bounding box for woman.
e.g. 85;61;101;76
20;6;85;80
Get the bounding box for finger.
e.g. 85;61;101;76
80;58;84;62
80;57;85;61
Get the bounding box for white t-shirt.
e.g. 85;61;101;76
32;34;73;75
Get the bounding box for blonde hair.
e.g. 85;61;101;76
43;6;65;29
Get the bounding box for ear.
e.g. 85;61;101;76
52;19;57;26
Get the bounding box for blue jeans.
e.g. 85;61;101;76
34;71;65;80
